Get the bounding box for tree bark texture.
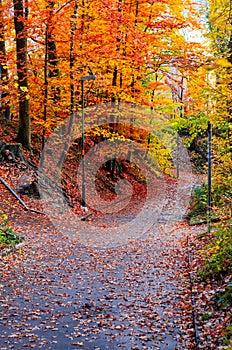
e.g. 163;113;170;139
0;0;10;120
13;0;31;149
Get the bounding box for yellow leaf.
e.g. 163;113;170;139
215;58;232;68
20;86;28;92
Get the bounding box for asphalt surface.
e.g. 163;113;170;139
0;171;197;350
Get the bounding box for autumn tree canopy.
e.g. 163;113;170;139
0;0;204;148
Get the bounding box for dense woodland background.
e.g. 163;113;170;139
0;0;232;346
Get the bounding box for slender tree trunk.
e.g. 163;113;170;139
81;0;85;34
41;0;60;150
227;34;232;123
179;75;184;117
0;0;10;120
130;0;139;100
228;35;232;64
111;0;122;104
70;2;79;115
47;0;60;102
135;0;139;24
13;0;30;149
55;2;79;169
111;66;118;103
42;25;49;151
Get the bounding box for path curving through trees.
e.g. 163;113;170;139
0;173;204;350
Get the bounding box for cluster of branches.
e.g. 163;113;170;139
0;0;204;150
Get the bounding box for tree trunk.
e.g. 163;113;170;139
0;0;10;120
42;24;49;151
13;0;30;149
227;34;232;125
111;66;118;103
70;2;79;115
111;0;122;104
228;33;232;64
47;0;60;102
178;75;184;117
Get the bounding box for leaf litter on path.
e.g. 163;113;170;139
0;171;199;349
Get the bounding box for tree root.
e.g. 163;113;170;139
0;176;44;215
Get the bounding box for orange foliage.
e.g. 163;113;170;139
1;0;204;141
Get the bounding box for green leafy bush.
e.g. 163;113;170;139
0;212;24;246
221;324;232;347
187;180;231;225
186;183;208;224
198;221;232;280
213;283;232;310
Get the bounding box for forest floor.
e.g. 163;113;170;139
0;116;230;349
0;156;229;350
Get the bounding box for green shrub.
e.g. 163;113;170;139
213;283;232;310
0;212;24;246
186;183;208;224
198;221;232;280
187;180;231;225
221;324;232;347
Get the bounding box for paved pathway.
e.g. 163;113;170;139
0;173;198;350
